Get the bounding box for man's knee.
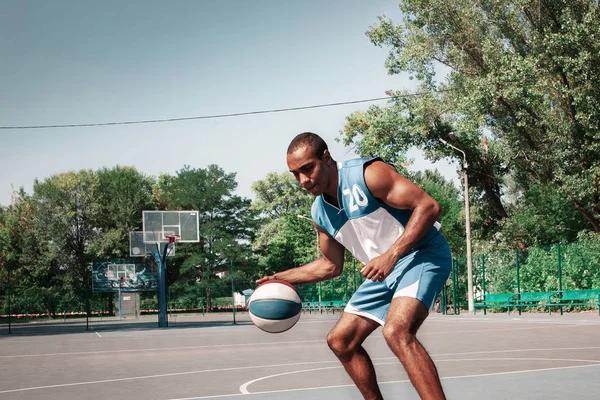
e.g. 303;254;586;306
383;297;429;345
327;328;356;359
382;322;416;353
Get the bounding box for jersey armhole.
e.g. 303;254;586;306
362;158;393;205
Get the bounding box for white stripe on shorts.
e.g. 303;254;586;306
392;279;420;299
344;303;386;326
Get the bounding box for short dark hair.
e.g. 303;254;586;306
287;132;328;158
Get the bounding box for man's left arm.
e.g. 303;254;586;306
360;161;441;282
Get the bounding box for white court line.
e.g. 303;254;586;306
1;327;261;344
239;365;346;394
2;321;587;358
0;339;323;359
419;323;584;335
298;319;339;324
0;359;339;394
238;357;600;394
430;346;600;358
3;346;600;395
172;363;600;400
2;336;599;362
427;316;600;325
0;319;587;346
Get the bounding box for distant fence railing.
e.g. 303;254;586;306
2;239;598;325
451;239;600;314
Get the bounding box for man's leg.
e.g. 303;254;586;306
382;296;445;400
327;312;382;400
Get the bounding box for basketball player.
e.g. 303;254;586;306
257;132;452;399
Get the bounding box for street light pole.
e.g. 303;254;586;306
439;138;474;314
118;276;123;320
230;260;236;325
297;214;322;313
7;263;11;334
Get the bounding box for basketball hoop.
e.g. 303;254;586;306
165;234;181;244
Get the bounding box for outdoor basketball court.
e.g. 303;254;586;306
1;312;599;399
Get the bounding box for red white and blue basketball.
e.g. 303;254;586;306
248;280;302;334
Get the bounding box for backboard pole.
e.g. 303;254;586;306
157;236;179;327
8;263;11;334
157;245;169;328
140;209;199;327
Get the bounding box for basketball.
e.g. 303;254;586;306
248;280;302;333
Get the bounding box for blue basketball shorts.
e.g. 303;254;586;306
344;234;452;326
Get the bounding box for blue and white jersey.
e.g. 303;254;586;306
311;157;441;264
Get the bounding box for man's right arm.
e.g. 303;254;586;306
256;223;345;285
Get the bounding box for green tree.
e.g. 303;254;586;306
341;0;600;244
157;165;257;309
411;170;465;254
560;232;600;290
498;182;590;247
251;172;313;219
251;173;314;275
0;190;59;315
93;165;155;258
33;170;101;311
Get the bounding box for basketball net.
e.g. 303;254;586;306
164;234;180;255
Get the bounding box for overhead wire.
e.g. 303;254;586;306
0;91;437;130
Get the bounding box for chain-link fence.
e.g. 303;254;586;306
450;240;600;313
473;241;600;297
2;239;599;332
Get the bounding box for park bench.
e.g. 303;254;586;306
302;300;347;314
302;301;321;314
549;289;600;316
474;293;518;315
324;300;347;314
515;291;557;314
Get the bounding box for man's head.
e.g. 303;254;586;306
287;132;336;197
287;132;329;159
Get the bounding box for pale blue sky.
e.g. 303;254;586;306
0;0;456;206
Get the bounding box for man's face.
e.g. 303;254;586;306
287;145;331;196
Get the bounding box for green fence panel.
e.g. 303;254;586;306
560;240;600;290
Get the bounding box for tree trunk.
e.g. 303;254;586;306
482;181;508;220
572;199;600;232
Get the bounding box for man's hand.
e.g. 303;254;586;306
255;275;277;285
361;253;397;282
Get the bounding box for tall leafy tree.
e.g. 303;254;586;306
251;172;313;219
341;0;600;244
251;172;314;274
0;189;59;315
93;166;155;258
411;170;465;253
157;165;257;308
33;170;101;309
498;181;590;247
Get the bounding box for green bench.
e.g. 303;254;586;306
302;301;321;314
475;290;600;315
324;300;347;314
474;293;518;315
515;291;558;314
550;289;600;315
302;300;347;314
301;301;316;313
